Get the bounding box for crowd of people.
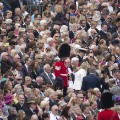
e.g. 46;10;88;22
0;0;120;120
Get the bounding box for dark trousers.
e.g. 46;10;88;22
63;87;67;97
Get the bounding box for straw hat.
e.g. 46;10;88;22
27;99;36;104
40;101;49;108
58;101;67;107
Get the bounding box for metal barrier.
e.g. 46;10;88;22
26;0;54;15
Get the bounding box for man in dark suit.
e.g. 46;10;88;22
71;105;81;120
81;104;90;120
98;24;108;40
13;93;27;111
49;91;58;109
112;26;120;40
40;64;55;85
78;19;88;32
22;58;32;78
25;99;38;117
18;44;26;65
1;52;13;75
76;48;87;65
89;101;99;118
81;68;100;92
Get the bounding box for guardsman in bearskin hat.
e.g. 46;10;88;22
54;43;71;97
98;92;119;120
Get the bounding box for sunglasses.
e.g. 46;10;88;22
93;64;97;67
45;12;50;15
55;36;60;37
17;78;22;80
77;96;84;99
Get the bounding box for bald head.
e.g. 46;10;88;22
1;52;8;60
51;105;58;111
15;8;21;16
51;105;59;115
31;114;38;120
0;2;4;10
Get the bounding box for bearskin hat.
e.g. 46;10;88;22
58;43;71;58
101;92;114;109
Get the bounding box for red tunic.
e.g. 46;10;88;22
54;61;68;87
98;109;119;120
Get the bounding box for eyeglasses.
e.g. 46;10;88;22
93;64;97;67
55;36;60;37
17;78;22;80
45;12;50;15
18;66;22;67
16;19;20;21
37;58;42;59
55;109;58;111
28;28;33;30
88;17;92;19
77;96;84;99
90;56;94;58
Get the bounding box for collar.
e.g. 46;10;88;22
25;64;28;68
30;108;34;113
82;113;86;118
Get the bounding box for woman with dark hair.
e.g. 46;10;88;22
30;61;38;80
60;106;72;120
42;113;50;120
100;67;111;93
98;92;119;120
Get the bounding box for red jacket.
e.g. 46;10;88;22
98;109;119;120
54;61;68;87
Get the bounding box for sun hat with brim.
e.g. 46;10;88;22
7;31;17;40
27;99;36;104
58;101;67;107
40;101;49;108
4;93;13;104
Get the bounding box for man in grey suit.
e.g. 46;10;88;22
112;26;120;40
40;64;55;85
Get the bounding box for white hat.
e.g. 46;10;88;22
19;28;26;32
74;44;81;50
79;47;87;52
5;19;12;24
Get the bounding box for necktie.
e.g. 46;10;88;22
56;117;58;120
48;74;53;85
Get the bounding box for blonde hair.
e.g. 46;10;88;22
80;61;90;71
44;88;54;97
115;106;120;112
70;16;76;24
10;49;17;57
55;5;63;13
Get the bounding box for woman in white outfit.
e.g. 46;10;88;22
73;61;90;92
